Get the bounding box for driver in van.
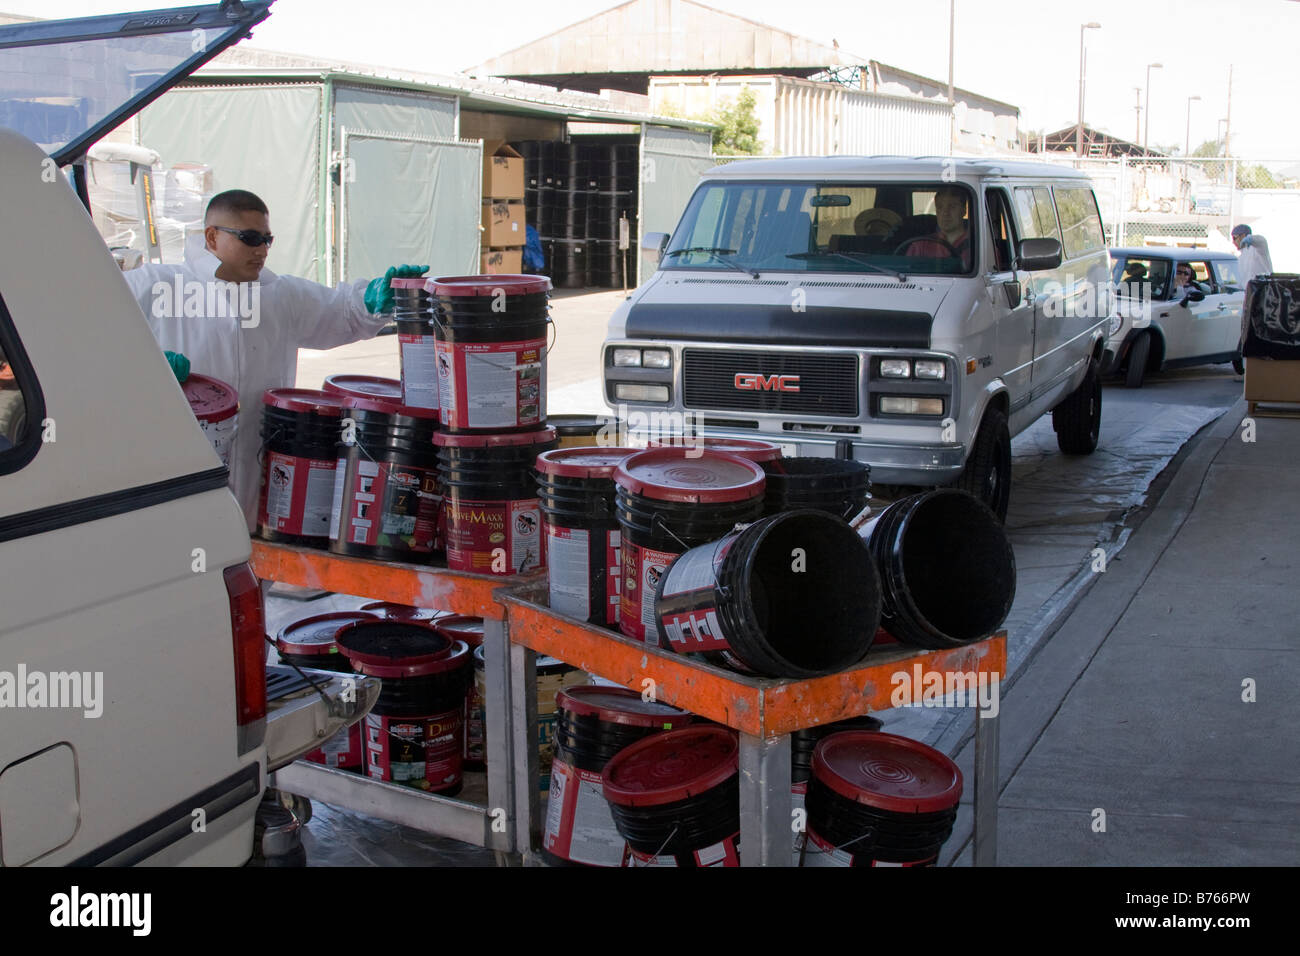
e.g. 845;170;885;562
906;186;972;268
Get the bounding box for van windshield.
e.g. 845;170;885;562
663;181;977;276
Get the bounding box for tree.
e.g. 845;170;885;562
1191;138;1225;158
710;87;762;155
1237;163;1281;189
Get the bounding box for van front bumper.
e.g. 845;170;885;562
711;431;967;485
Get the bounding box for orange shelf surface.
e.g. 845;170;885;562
498;586;1007;738
250;540;543;621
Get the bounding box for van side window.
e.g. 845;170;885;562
985;188;1016;272
1053;186;1105;260
0;293;44;474
1013;187;1060;244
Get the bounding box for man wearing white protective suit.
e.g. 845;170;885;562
124;189;425;531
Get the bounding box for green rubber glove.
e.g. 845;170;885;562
164;350;190;383
364;264;430;315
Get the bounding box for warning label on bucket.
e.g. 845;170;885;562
261;452;337;537
544;758;626;866
618;543;679;642
436;336;546;429
399;334;440;411
546;525;590;618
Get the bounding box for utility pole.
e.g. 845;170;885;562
1077;22;1101;156
1144;62;1162;152
948;0;956;150
1134;87;1142;144
1224;64;1233;157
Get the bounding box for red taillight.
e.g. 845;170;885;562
224;563;267;727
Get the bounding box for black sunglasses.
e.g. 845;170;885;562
214;225;274;248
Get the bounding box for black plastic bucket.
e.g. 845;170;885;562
276;610;380;771
433;426;556;575
391;277;439;413
802;731;962;867
549;413;626;449
614;448;766;642
430;274;550;432
543;686;694;868
537;447;636;625
789;715;882;862
258;388;350;545
860;489;1016;648
321;374;404;402
653;509;880;677
603;725;741;867
763;457;872;520
335;621;471;795
329;397;443;562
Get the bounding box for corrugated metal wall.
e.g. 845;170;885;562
773;77;950;156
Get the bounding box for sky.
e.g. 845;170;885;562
7;0;1299;159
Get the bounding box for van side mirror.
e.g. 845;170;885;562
1017;238;1062;272
642;232;670;264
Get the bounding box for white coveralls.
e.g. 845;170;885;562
124;238;389;532
1238;234;1274;287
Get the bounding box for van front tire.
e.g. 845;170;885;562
1054;360;1102;455
956;407;1011;522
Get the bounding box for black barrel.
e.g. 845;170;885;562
763;457;872;519
258;388;350;546
860;489;1016;648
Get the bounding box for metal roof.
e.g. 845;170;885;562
703;156;1092;180
1111;247;1236;261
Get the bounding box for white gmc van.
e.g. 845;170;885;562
0;3;375;867
603;157;1114;518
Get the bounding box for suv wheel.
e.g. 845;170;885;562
1125;333;1150;388
1054;360;1103;455
956;407;1011;522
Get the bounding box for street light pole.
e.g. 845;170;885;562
1077;22;1101;156
1185;94;1201;157
1144;62;1162;151
1134;87;1142;143
948;0;956;150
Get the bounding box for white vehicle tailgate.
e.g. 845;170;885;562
264;666;380;773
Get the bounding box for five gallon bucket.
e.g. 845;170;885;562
550;414;624;449
391;277;439;413
182;372;238;467
763;457;872;519
802;731;962;867
536;447;636;625
328;396;443;562
860;489;1016;648
653;509;881;677
544;686;694;867
276;610;381;771
335;621;472;795
258;388;350;545
602;725;741;867
431;274;550;432
790;714;882;862
321;374;404;402
614;448;766;642
433;426;556;575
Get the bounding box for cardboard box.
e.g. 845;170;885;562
482;141;524;200
1244;357;1300;403
481;247;522;275
482;200;525;247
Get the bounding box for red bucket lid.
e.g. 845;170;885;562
434;615;485;647
650;436;782;464
556;685;692;729
433;426;556;449
811;731;963;815
262;387;349;417
335;621;468;678
602;726;739;808
614;448;765;504
276;610;382;657
390;277;432;290
321;374;404;401
359;602;447;624
182;373;238;423
431;274;551;297
343;395;440;420
536;447;637;479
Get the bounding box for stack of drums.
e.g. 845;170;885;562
613;448;766;642
258;388;349;546
390;277;438;413
543;686;693;867
763;458;872;520
603;725;742;867
335;620;472;795
329;396;442;562
802;731;963;867
182;372;238;467
536;447;635;626
790;715;883;862
275;610;380;771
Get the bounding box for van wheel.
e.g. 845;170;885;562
1125;333;1150;388
956;407;1011;522
1232;350;1245;375
1054;360;1102;455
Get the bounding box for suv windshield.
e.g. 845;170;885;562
663;180;977;276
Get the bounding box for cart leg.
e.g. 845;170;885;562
509;640;540;860
483;616;516;854
973;709;999;867
738;733;792;867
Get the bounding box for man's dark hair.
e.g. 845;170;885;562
206;189;269;222
1231;223;1251;238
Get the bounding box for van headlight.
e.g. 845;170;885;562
612;347;672;369
913;360;946;380
614;384;670;403
880;359;912;378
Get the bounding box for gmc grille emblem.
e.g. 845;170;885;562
734;373;800;392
